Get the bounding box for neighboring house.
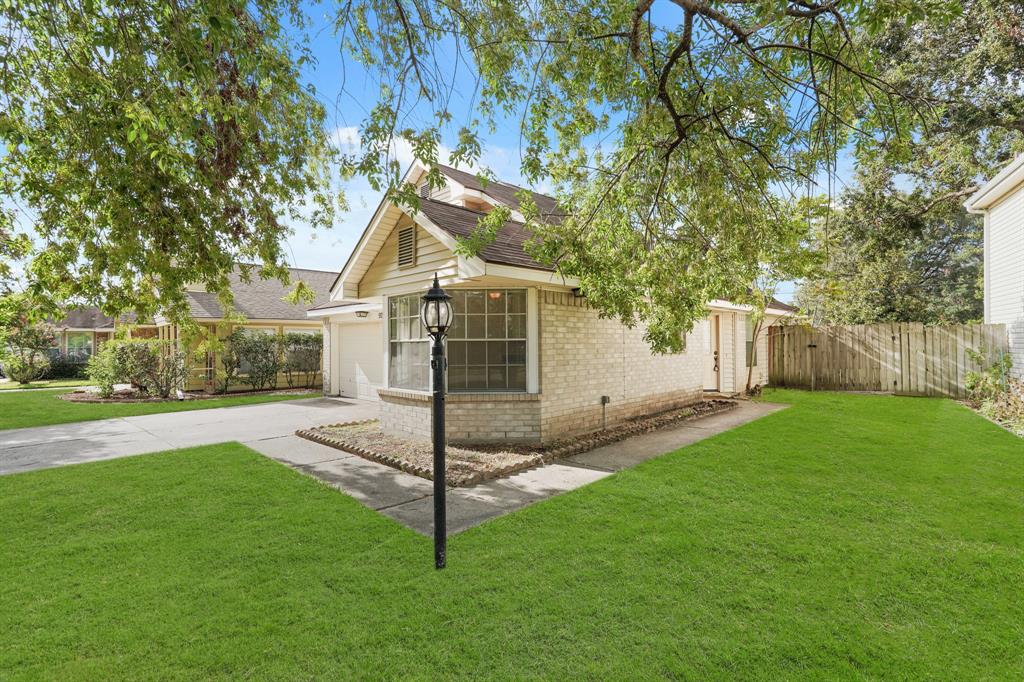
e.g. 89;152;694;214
52;266;337;391
50;309;157;363
310;162;792;444
966;156;1024;378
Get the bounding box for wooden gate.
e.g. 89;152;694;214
767;323;1008;398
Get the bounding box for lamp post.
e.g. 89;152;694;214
420;274;453;569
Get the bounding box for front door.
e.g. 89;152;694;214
703;314;720;391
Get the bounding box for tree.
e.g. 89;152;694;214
0;0;338;323
0;296;57;384
336;0;959;351
795;164;984;325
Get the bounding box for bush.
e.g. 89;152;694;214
86;346;119;398
234;332;283;391
87;339;190;399
112;340;160;392
1;318;57;384
965;349;1023;436
4;355;51;384
42;352;87;379
283;332;322;388
216;330;245;394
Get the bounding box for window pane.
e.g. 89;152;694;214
486;341;507;365
466;290;485;314
448;313;465;339
507;314;526;339
487;366;507;389
508;341;527;365
389;317;398;339
445;288;529;393
486;315;505;339
508;365;527;390
389;340;428;390
507;290;526;314
466;340;487;365
467;314;486;339
448;340;467;365
486;290;505;314
448;366;467;390
466;365;487;389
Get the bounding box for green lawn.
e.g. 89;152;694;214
1;390;1021;679
0;378;90;391
0;388;317;431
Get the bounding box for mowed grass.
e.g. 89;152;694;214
0;389;317;431
1;390;1021;679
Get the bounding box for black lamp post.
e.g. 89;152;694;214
420;274;453;569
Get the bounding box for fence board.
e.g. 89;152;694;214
768;323;1008;398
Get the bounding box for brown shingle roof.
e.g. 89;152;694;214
185;266;339;320
436;164;565;222
417;198;553;272
52;307;117;329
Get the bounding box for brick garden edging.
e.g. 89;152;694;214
295;399;739;487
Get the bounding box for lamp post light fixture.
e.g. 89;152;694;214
420;274;453;569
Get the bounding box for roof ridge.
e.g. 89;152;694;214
435;162;557;203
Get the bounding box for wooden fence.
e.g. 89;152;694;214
768;323;1008;398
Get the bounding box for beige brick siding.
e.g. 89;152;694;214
379;389;541;443
538;291;703;440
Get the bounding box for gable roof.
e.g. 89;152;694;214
52;307;118;329
185;266;338;320
417;198;552;271
435;164;565;221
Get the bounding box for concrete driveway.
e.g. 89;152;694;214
0;397;379;476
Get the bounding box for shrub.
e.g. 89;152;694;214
216;330;245;394
4;355;51;384
42;352;87;379
1;317;57;384
87;339;190;399
86;345;119;398
234;332;283;391
283;332;322;388
112;340;160;392
965;349;1023;436
146;347;190;399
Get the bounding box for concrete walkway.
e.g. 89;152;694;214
250;400;789;536
0;397;379;475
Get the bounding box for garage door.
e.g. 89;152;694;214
337;322;384;400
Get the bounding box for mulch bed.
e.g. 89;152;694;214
60;387;319;404
296;399;737;487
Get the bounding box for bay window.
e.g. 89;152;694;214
387;288;528;392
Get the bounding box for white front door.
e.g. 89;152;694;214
337;322;384;400
703;314;721;391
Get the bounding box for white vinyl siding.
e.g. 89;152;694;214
985;186;1024;377
359;220;459;298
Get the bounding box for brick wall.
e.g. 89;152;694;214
538;291;703;440
379;389;541;443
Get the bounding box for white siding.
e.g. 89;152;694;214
985;186;1024;378
358;217;459;298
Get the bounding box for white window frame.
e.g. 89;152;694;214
384;287;539;394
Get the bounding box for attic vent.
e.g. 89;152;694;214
418;181;430;199
397;225;416;268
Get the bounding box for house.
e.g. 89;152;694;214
49;309;157;363
53;266;337;391
705;298;795;394
310;162;793;444
965;156;1024;378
